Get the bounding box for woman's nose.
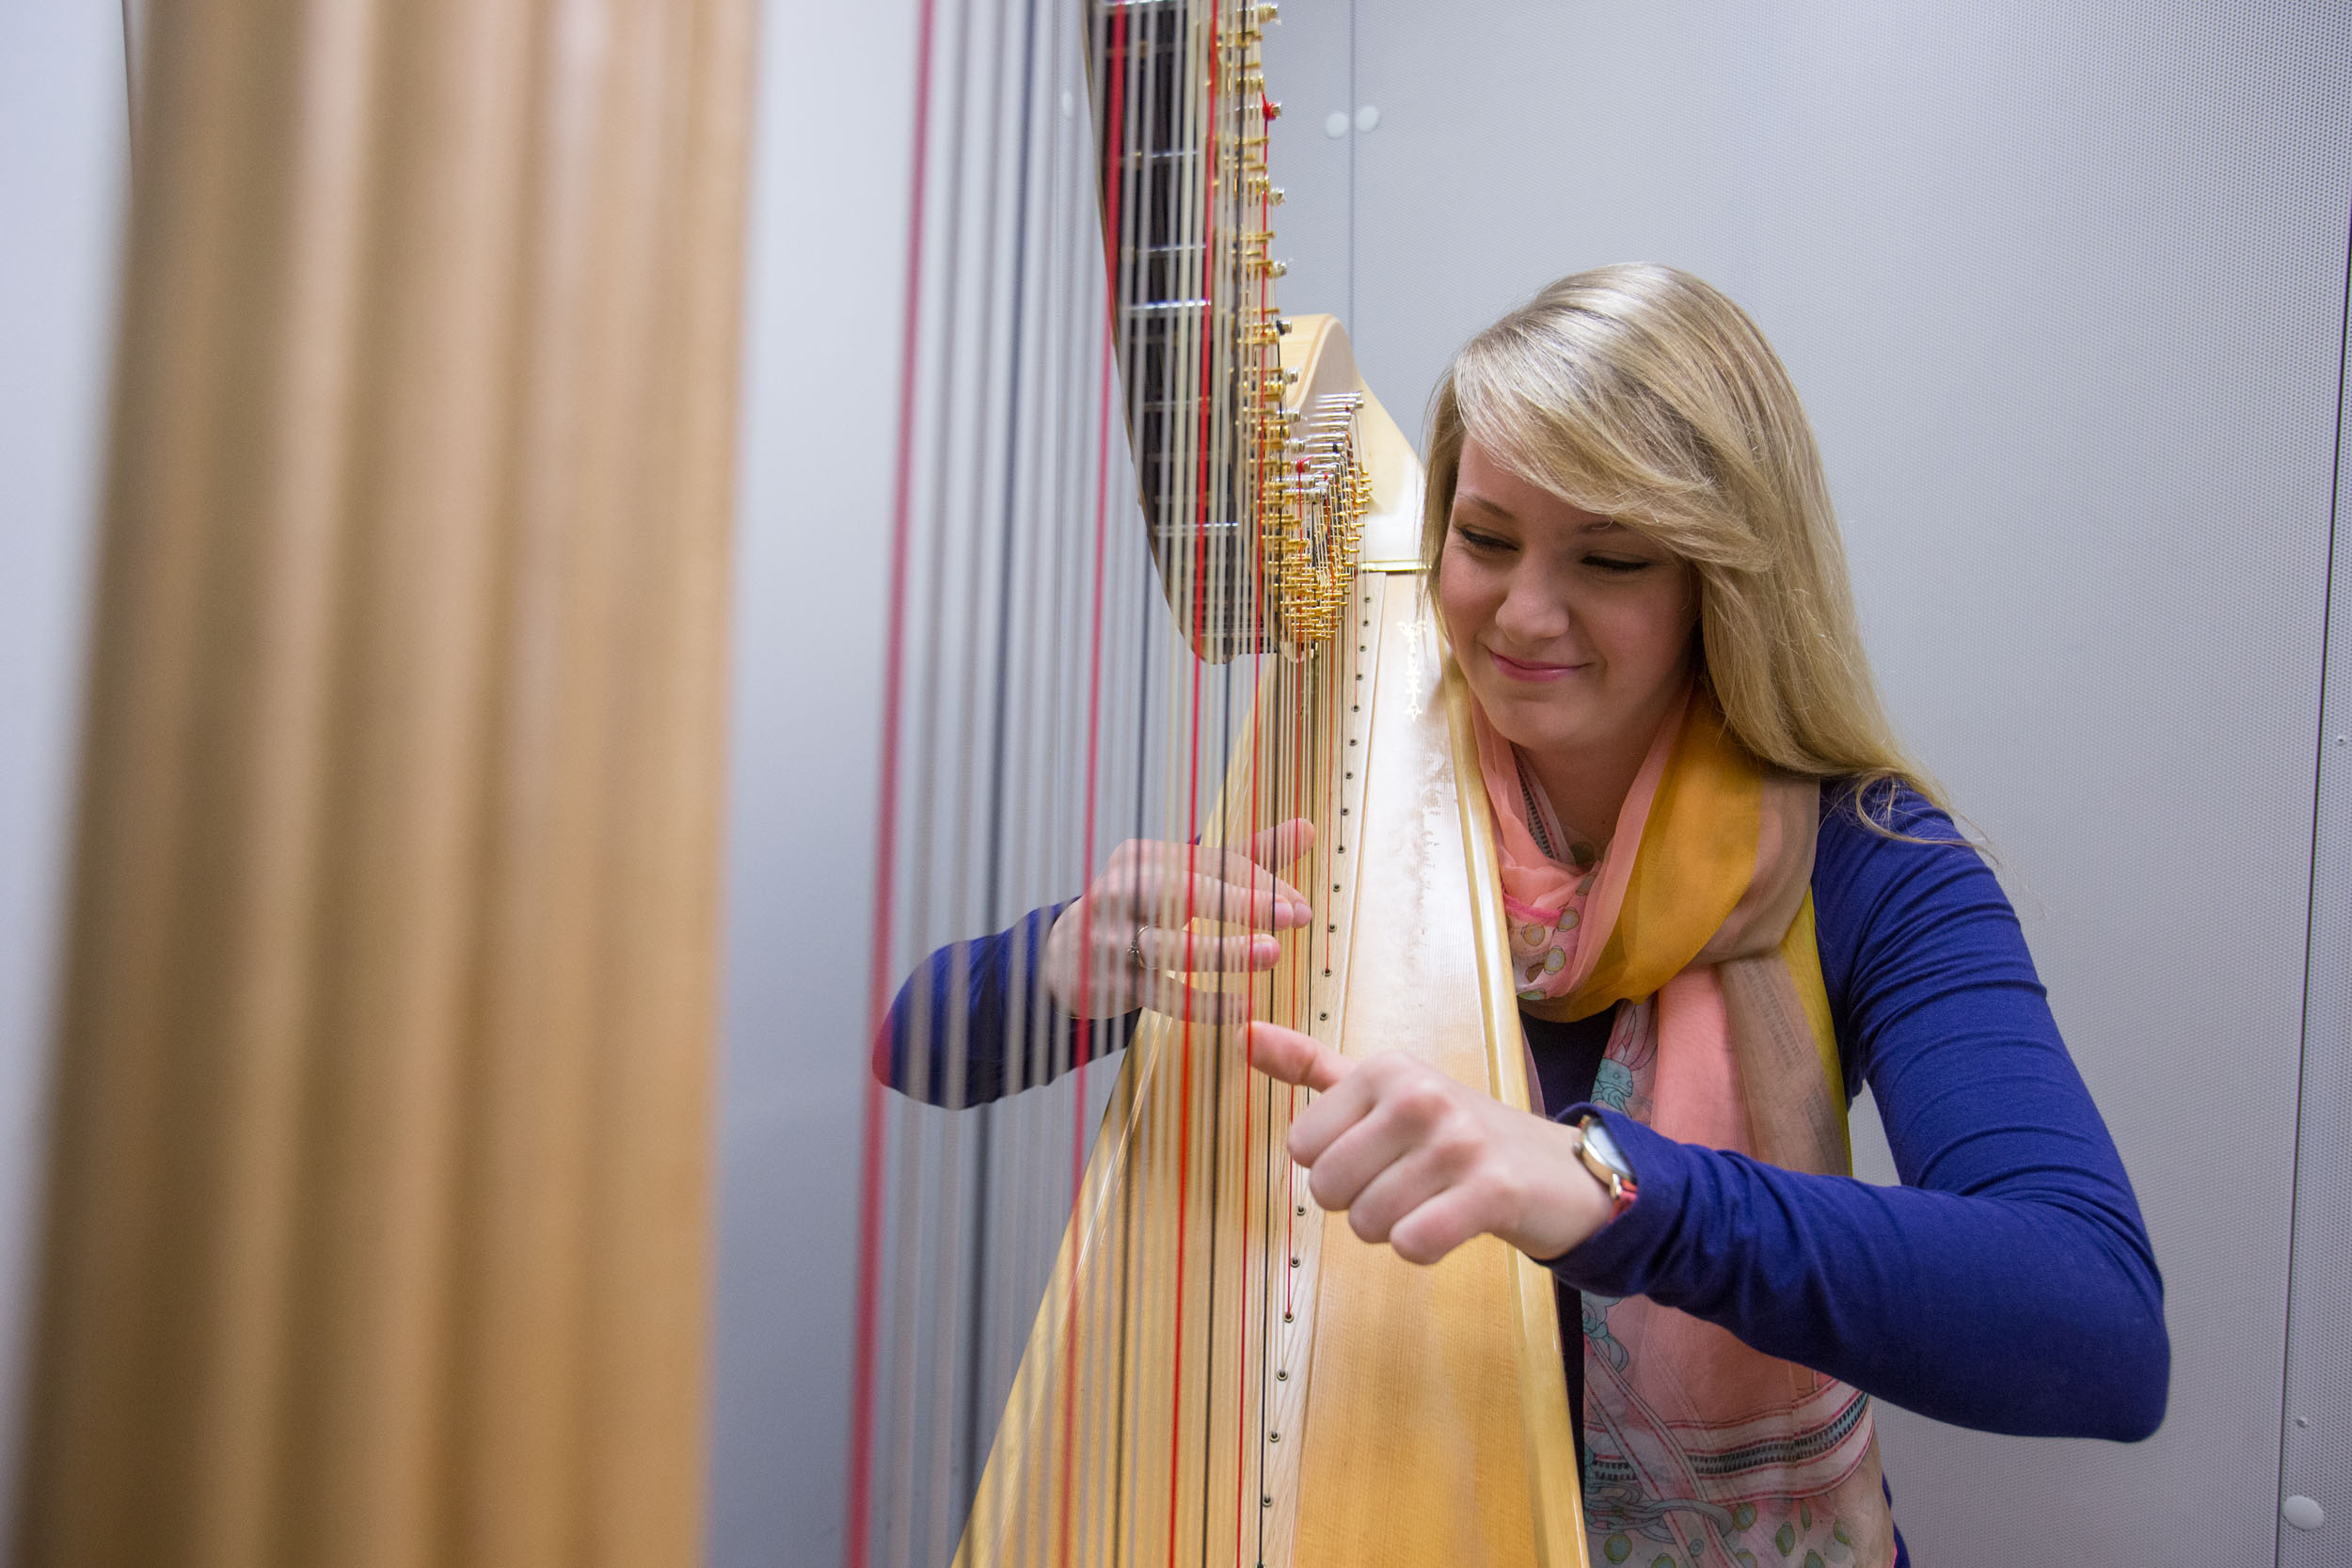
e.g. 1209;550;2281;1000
1493;569;1571;644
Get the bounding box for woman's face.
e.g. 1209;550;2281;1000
1437;436;1700;768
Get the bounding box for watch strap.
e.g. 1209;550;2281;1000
1576;1114;1639;1221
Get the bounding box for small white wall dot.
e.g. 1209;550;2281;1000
2282;1495;2324;1531
1324;110;1349;138
1354;104;1380;133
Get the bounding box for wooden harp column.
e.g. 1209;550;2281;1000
14;1;754;1563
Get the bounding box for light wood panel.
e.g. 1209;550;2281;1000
1286;587;1582;1568
12;1;753;1564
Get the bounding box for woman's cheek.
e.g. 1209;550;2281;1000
1434;566;1485;645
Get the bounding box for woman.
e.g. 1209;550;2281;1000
885;264;2169;1566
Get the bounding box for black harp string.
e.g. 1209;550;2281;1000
1095;15;1131;1560
893;0;988;1545
1173;0;1213;1548
1003;0;1100;1556
930;0;1031;1548
1195;15;1237;1560
962;0;1049;1528
907;0;1009;1555
1063;8;1122;1538
1070;0;1128;1544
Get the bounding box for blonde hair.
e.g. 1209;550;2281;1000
1423;263;1943;829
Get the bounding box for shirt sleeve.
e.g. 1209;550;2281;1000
874;902;1138;1106
1544;785;2170;1442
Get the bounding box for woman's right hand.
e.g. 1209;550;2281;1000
1043;819;1316;1025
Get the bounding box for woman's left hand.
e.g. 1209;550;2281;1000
1246;1021;1614;1266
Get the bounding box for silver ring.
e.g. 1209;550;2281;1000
1128;926;1153;973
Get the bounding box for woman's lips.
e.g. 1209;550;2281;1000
1486;648;1586;682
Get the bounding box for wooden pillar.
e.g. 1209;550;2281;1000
13;0;753;1563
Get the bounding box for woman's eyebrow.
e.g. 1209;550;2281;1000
1452;492;1515;522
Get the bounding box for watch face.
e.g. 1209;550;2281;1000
1582;1119;1630;1180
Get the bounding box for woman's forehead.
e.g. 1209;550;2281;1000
1453;448;1619;532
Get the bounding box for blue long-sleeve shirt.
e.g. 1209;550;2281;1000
880;785;2170;1473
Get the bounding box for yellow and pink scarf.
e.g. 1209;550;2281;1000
1472;684;1897;1568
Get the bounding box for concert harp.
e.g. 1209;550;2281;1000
849;2;1585;1564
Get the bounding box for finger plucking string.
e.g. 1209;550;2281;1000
1135;926;1282;975
1383;1186;1490;1267
1291;1081;1419;1206
1191;838;1313;916
1148;869;1310;932
1343;1147;1461;1248
1144;977;1256;1028
1244;1021;1350;1094
1246;816;1316;873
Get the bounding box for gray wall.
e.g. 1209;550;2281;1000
711;1;919;1560
707;1;2352;1564
2278;277;2351;1568
1263;0;2350;1562
0;1;127;1551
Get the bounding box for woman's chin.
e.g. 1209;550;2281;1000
1474;689;1595;754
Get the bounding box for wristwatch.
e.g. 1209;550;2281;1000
1575;1115;1639;1221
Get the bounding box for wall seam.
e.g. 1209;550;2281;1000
2274;192;2352;1568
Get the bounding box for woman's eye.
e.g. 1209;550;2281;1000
1454;527;1511;552
1584;555;1652;575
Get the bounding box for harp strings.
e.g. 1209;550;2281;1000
850;2;1344;1564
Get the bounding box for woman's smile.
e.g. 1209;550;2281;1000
1485;648;1590;682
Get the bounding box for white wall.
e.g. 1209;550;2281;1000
0;0;127;1549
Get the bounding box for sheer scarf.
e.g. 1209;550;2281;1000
1471;683;1897;1568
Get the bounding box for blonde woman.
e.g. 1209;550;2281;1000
888;265;2169;1568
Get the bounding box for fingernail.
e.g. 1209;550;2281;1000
1255;934;1279;961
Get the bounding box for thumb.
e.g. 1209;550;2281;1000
1246;1021;1351;1093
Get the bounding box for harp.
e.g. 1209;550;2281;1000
850;2;1586;1564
